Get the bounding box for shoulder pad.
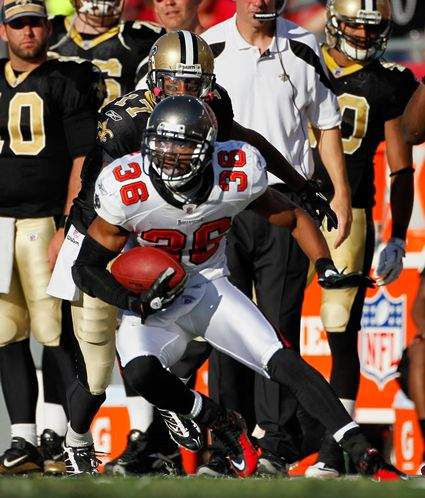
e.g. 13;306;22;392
379;61;408;73
129;20;164;34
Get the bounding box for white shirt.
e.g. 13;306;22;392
202;16;341;182
94;140;268;286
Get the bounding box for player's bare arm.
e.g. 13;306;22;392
249;188;373;290
402;83;425;146
375;116;414;286
249;187;331;264
312;126;352;248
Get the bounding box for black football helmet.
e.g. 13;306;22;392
142;96;217;198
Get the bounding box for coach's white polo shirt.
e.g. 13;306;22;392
202;16;341;182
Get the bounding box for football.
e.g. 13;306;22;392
111;246;186;294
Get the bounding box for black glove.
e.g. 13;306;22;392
127;267;188;321
316;258;375;290
297;179;338;231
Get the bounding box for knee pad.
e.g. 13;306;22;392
320;288;357;332
84;346;115;395
73;296;117;344
0;316;29;346
124;355;163;396
31;296;62;346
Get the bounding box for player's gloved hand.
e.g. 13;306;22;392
297;179;338;231
316;258;375;290
127;267;187;321
375;237;405;286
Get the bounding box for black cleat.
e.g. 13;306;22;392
305;435;345;478
256;449;289;477
0;437;43;475
40;429;66;475
356;448;406;481
209;410;258;478
103;429;182;476
159;409;203;452
63;443;100;475
196;449;233;477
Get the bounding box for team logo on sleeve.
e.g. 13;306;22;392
98;120;114;143
359;288;406;390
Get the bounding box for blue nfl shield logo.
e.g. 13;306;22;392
359;288;406;390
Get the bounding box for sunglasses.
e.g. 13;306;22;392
7;17;45;29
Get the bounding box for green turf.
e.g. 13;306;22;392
0;476;424;498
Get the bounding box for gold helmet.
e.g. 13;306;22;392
146;31;215;101
326;0;392;61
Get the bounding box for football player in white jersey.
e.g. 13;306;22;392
72;95;402;479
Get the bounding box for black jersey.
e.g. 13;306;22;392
0;59;105;219
313;45;419;208
69;83;234;233
48;17;164;106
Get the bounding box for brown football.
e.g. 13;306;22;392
111;246;186;294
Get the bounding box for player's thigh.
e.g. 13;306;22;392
320;208;369;332
71;295;118;395
0;265;30;346
189;277;282;376
116;312;192;369
15;217;62;346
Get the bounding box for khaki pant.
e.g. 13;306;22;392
0;217;61;346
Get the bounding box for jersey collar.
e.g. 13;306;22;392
322;44;366;79
4;61;36;87
64;15;122;50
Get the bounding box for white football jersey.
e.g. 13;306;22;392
94;140;268;285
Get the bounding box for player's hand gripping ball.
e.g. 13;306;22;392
111;247;187;319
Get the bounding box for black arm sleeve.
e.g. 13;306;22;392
72;234;134;310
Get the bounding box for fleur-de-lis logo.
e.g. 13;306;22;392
16;0;32;6
97;120;113;143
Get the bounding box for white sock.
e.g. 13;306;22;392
44;402;67;437
188;391;202;418
339;398;356;418
127;396;154;432
11;423;37;446
65;423;93;448
333;421;359;443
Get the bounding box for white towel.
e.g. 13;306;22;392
0;217;15;294
47;224;85;301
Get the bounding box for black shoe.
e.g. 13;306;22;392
210;410;258;478
305;434;345;478
104;430;149;476
196;449;233;477
356;448;406;481
40;429;66;475
0;437;43;475
63;443;100;475
158;409;203;452
256;449;289;477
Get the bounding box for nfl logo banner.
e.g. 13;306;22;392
359;288;406;391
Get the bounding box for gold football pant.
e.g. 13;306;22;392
0;217;61;347
308;208;375;333
71;294;117;395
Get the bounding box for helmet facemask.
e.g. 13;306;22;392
148;67;215;101
142;126;215;197
326;1;392;62
73;0;123;27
